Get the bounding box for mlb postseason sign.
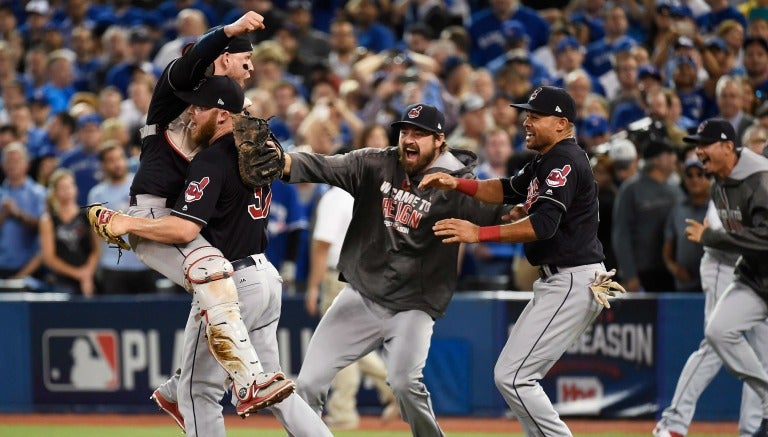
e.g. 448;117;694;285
505;296;657;418
29;296;320;408
31;298;188;405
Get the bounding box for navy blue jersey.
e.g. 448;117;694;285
502;138;604;266
171;133;270;260
130;26;233;200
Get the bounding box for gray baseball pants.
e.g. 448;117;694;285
156;254;331;437
495;263;604;437
127;200;203;288
296;285;446;437
706;280;768;420
656;253;767;436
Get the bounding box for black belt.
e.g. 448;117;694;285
538;264;559;279
129;195;176;208
231;256;256;272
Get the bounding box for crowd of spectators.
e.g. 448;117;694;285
1;0;768;296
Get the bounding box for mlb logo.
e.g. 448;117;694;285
43;329;120;392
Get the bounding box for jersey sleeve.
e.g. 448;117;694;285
171;153;225;226
501;161;534;204
287;148;378;195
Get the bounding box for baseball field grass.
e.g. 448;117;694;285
0;427;740;437
0;414;739;436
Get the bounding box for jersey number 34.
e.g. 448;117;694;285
247;187;272;220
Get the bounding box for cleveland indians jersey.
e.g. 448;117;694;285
502;137;604;266
171;133;270;260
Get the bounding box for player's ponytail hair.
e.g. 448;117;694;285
46;168;76;216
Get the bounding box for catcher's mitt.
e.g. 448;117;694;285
232;114;285;188
589;269;626;309
86;203;131;251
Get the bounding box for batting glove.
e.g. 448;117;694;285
589;269;626;309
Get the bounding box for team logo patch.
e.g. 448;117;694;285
524;178;540;211
529;87;542;102
43;329;120;392
407;105;422;119
184;177;210;203
545;164;571;187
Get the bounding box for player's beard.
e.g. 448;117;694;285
191;115;218;148
399;141;440;176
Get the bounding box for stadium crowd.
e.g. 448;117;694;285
0;0;767;296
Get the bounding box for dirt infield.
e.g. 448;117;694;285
0;413;737;434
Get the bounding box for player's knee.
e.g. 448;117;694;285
386;372;416;397
704;318;734;346
183;246;233;287
295;376;326;409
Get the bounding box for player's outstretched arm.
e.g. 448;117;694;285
433;217;538;244
223;11;265;37
110;214;203;245
419;172;505;204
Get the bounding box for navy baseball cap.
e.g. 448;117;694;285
705;36;729;52
556;36;581;54
638;64;662;81
224;35;252;54
510;86;577;122
583;114;609;137
643;139;675;159
684;118;737;144
744;36;768;52
77;113;102;128
174;75;244;113
391;103;445;134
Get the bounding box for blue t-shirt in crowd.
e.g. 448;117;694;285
0;177;46;270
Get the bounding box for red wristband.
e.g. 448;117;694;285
456;178;479;196
478;225;501;242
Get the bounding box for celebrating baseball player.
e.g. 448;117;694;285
277;103;506;435
99;76;330;436
420;86;625;436
655;197;768;437
682;118;768;437
87;11;297;428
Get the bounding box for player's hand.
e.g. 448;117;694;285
305;286;319;317
433;218;478;244
107;212;128;236
224;11;265;37
589;269;626;309
668;262;692;282
502;204;527;222
419;172;457;191
625;277;641;292
685;218;708;243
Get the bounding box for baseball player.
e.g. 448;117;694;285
107;76;328;437
654;198;768;437
306;185;398;429
124;12;294;419
280;103;507;436
420;86;622;436
682;118;768;437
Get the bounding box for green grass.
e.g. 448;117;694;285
0;425;738;437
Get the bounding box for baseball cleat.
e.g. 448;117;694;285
235;371;296;418
652;425;683;437
151;389;185;433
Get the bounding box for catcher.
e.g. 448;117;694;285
86;12;314;436
89;76;330;437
